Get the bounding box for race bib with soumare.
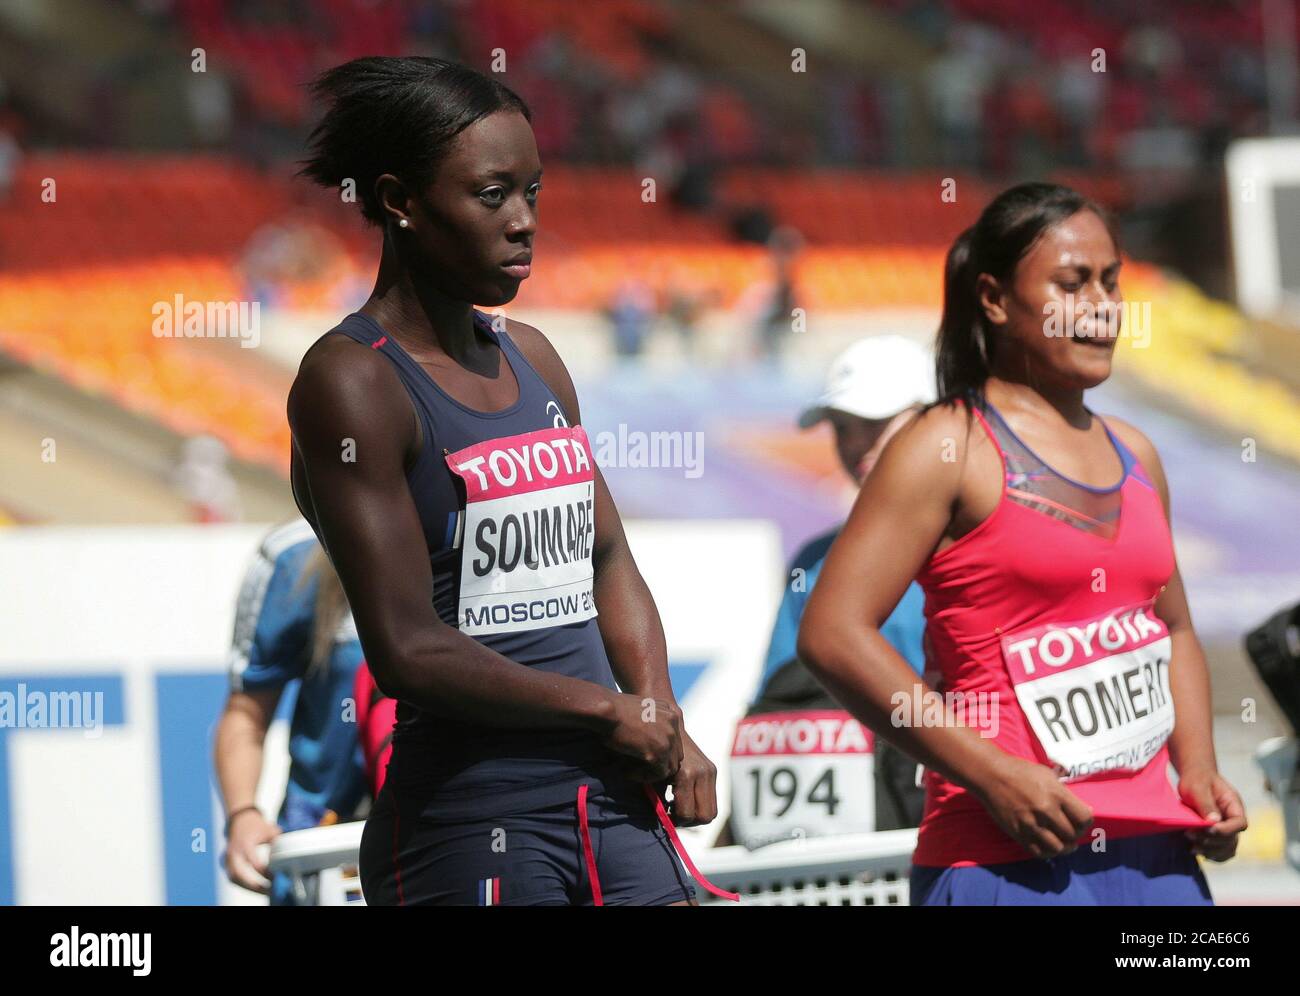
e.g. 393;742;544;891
1000;600;1174;781
445;426;597;636
729;709;874;849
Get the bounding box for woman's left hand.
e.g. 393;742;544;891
1179;766;1248;861
667;732;718;827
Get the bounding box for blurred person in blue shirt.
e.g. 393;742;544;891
214;518;368;905
760;336;935;693
730;337;934;844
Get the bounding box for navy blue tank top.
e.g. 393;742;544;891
327;310;621;816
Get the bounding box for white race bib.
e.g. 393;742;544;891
445;426;598;636
729;709;874;848
1000;600;1175;781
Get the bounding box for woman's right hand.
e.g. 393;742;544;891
224;809;282;894
600;693;684;782
972;753;1095;860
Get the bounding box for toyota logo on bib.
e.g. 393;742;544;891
446;426;598;636
1000;601;1175;781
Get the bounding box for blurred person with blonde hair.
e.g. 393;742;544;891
214;518;368;905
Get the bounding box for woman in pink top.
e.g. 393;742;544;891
798;182;1246;905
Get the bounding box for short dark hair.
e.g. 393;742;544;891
298;56;531;226
935;182;1118;403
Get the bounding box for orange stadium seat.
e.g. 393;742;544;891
5;153;1297;472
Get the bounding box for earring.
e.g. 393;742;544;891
399;219;409;229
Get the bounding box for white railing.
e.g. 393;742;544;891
268;822;365;906
267;823;917;907
693;829;916;906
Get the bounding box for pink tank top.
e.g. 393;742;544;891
912;397;1212;867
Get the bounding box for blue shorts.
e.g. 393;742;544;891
359;778;695;906
910;831;1214;906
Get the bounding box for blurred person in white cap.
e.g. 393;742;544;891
723;336;935;847
796;334;937;473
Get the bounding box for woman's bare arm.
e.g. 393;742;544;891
798;405;1006;786
506;321;675;699
1105;415;1246;855
509;318;716;816
213;686;282;892
1104;417;1216;775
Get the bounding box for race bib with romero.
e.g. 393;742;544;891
1000;600;1175;781
729;709;875;849
445;426;597;637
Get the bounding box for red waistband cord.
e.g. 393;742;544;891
577;784;604;906
643;784;741;903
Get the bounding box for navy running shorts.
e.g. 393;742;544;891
360;777;695;906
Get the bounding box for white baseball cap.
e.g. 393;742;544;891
797;335;936;428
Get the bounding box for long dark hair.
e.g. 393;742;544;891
935;182;1116;404
299;56;531;226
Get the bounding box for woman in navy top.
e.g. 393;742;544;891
289;56;731;905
